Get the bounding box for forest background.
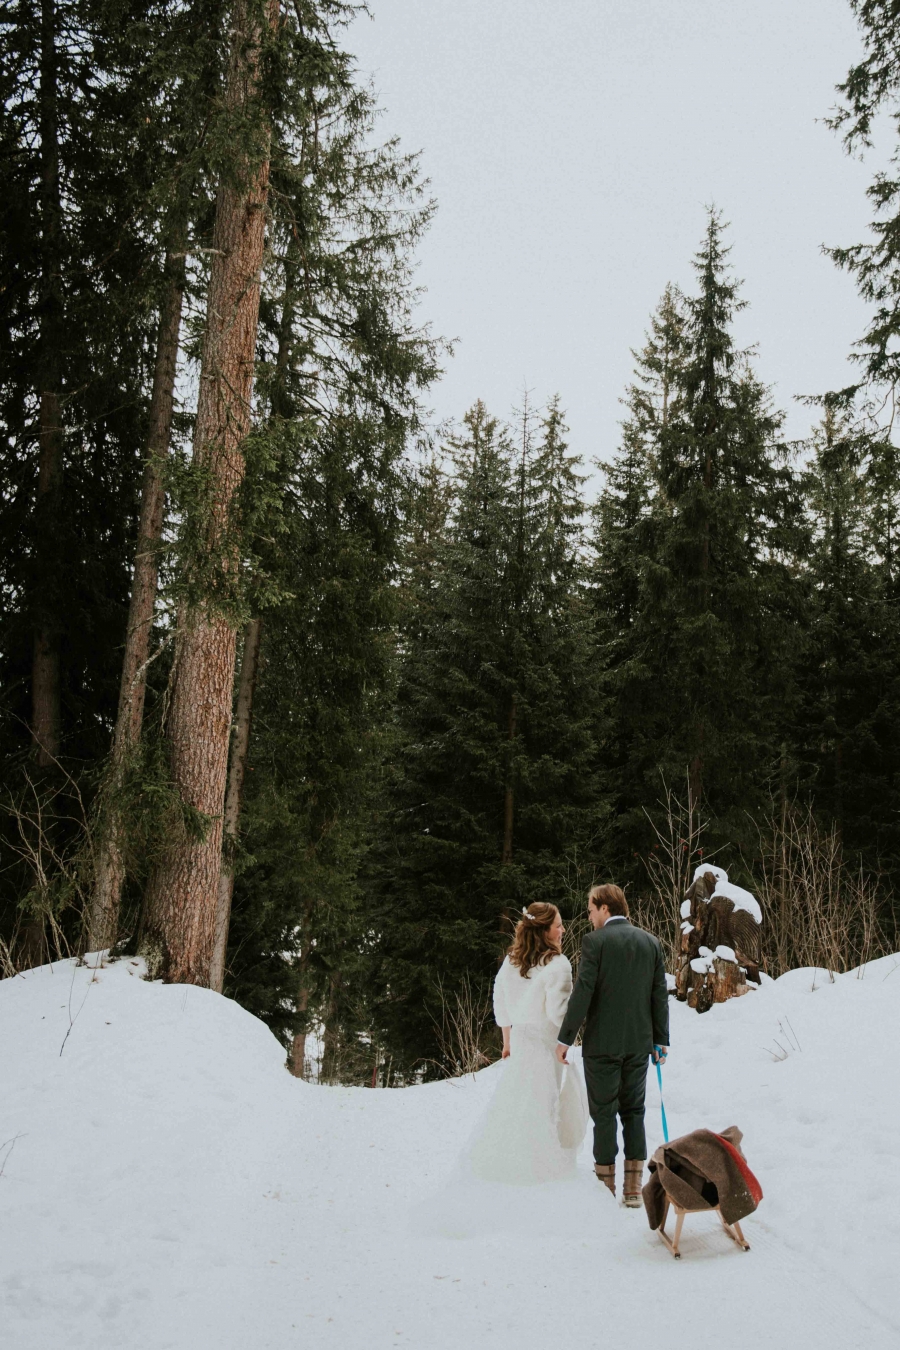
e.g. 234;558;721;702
3;0;900;1084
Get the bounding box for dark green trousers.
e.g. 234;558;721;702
582;1053;649;1164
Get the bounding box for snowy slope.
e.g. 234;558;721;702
2;955;899;1350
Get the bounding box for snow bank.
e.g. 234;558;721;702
3;953;900;1349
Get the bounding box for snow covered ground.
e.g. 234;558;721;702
2;954;899;1350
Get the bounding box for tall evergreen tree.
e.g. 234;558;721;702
804;0;900;900
138;0;439;985
591;285;687;869
138;0;283;985
0;0;204;963
223;413;404;1066
795;410;900;869
367;399;599;1075
1;0;439;984
191;0;441;1026
1;0;160;765
594;213;803;869
828;1;900;396
87;0;227;952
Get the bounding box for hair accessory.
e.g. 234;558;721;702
521;907;537;920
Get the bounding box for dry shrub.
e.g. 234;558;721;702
554;843;598;962
751;800;895;978
638;779;896;980
0;935;16;980
638;775;711;971
561;910;592;966
1;766;89;973
432;973;495;1077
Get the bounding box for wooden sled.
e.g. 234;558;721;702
657;1196;750;1260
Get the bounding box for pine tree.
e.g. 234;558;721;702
0;0;438;977
183;0;441;1024
139;0;282;985
0;0;197;963
591;286;688;871
87;0;228;952
595;213;804;868
625;283;688;468
367;399;600;1075
520;397;600;888
807;0;900;893
371;402;514;1065
222;413;405;1066
795;410;900;869
828;1;900;395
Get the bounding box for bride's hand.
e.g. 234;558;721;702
501;1045;511;1059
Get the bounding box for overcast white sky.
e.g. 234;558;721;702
349;0;877;472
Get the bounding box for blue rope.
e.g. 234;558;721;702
655;1057;669;1143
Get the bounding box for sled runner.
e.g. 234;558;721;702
656;1194;750;1259
642;1125;763;1260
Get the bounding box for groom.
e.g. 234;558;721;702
556;884;669;1207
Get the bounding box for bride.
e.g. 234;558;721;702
462;902;588;1185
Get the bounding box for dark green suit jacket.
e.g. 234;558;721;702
558;918;669;1057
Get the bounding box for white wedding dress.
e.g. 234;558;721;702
461;952;588;1185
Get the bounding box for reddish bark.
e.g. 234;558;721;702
87;239;187;952
288;1031;307;1079
141;0;279;985
209;616;262;992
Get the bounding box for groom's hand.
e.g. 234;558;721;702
555;1042;570;1065
652;1045;668;1065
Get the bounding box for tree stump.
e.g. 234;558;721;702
677;864;761;1011
712;952;747;1003
687;960;716;1012
686;950;749;1012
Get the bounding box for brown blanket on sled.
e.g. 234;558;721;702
642;1125;763;1230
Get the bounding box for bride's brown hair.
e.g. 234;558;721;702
507;902;562;977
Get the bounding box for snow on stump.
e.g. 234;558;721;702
676;866;763;1011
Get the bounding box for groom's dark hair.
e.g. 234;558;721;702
589;884;629;917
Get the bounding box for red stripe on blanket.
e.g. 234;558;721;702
716;1134;764;1206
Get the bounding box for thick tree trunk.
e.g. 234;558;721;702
118;240;188;748
208;251;294;987
289;1030;307;1078
87;236;187;952
32;0;64;767
140;0;278;986
502;695;517;865
687;955;749;1010
288;970;310;1080
209;616;262;992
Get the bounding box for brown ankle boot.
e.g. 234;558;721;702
594;1163;615;1197
623;1159;643;1208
